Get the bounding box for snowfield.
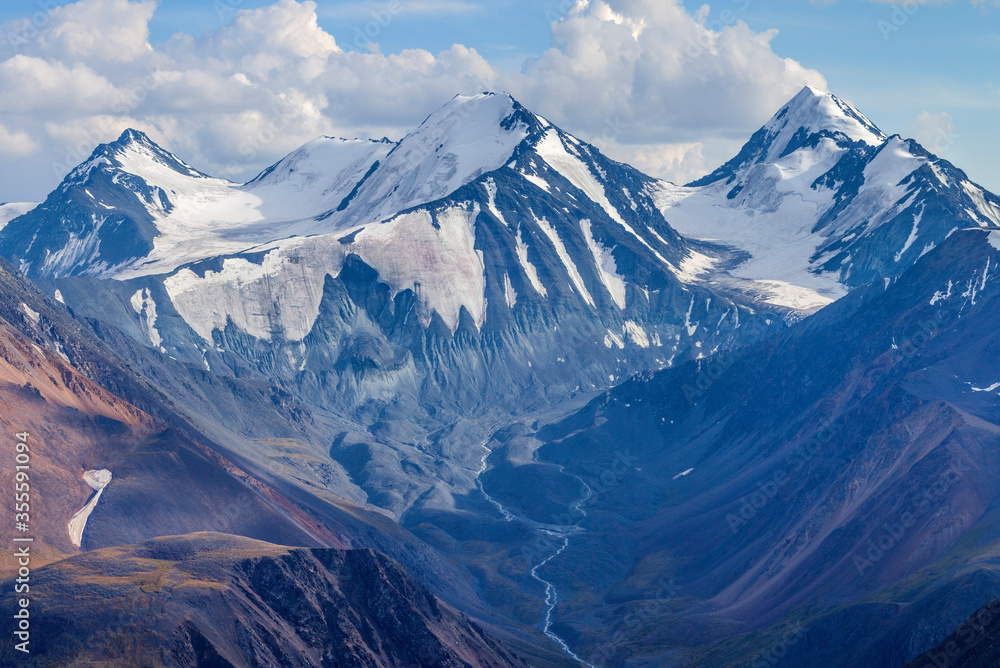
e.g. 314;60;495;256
67;469;112;548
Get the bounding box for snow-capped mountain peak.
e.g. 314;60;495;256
324;92;542;229
766;86;886;154
68;129;211;189
691;87;886;188
658;87;1000;313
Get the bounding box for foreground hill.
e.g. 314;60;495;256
0;533;528;667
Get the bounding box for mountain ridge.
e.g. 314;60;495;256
3;87;1000;667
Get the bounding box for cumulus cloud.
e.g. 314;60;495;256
0;0;826;200
5;0;156;63
0;124;39;158
510;0;826;178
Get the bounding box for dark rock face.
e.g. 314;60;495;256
0;533;529;668
905;595;1000;668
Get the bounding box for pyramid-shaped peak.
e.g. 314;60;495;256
769;86;886;150
115;128;155;145
688;87;888;187
85;129;210;181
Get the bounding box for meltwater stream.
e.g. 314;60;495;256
474;443;595;667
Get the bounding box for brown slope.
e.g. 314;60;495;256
0;313;157;568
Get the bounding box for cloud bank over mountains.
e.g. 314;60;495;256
0;0;826;200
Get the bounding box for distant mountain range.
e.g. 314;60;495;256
1;86;998;667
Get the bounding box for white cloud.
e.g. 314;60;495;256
320;1;482;19
0;0;826;199
0;124;39;158
0;56;120;115
5;0;156;63
508;0;826;181
909;111;959;154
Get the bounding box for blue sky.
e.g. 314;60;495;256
0;0;996;200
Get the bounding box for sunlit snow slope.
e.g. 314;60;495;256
654;87;1000;312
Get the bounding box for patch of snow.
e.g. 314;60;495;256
535;215;594;307
652;136;932;311
330;93;528;229
520;170;552;193
515;228;547;297
483;178;508;226
683;297;698;337
536;130;626;226
961;181;1000;226
165;204;487;340
535;130;671;266
503;273;517;308
245;136;394;223
130;288;163;348
762;88;885;163
970;381;1000;393
624;321;650;348
358;205;487;329
111;97;524;279
673;250;716;283
67;469;112;548
895;205;925;262
930;280;953;305
580;220;627;309
21;303;39;325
